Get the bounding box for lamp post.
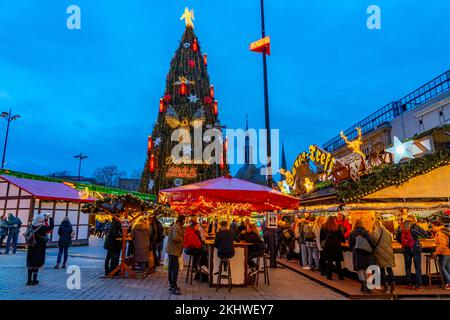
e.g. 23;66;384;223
74;153;88;182
1;109;21;169
259;0;273;188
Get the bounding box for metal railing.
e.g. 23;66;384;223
323;70;450;152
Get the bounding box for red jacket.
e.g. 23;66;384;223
336;218;352;239
183;226;202;249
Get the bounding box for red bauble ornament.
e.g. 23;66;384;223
203;53;208;66
149;154;155;173
179;83;187;95
213;100;218;115
188;59;195;68
192;38;198;52
203;96;212;104
159;98;165;113
163;94;171;103
210;84;215;98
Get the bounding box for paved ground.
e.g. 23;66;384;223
0;237;345;300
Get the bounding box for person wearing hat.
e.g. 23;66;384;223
26;213;54;286
166;214;185;295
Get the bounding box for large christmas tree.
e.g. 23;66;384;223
139;8;228;194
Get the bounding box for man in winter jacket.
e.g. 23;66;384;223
5;213;22;254
166;215;185;295
395;217;428;289
432;221;450;289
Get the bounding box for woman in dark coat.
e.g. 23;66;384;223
104;218;122;276
26;213;54;285
320;216;345;280
54;216;73;269
349;219;374;293
239;223;265;272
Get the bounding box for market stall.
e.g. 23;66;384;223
297;155;450;277
159;175;299;287
0;175;94;246
81;194;174;278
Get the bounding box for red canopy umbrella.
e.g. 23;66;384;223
159;176;299;216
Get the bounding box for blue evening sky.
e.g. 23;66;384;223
0;0;449;179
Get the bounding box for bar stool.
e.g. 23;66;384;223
185;254;200;285
425;254;446;288
254;255;270;286
216;258;232;292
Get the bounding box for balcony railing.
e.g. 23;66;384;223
323;70;450;152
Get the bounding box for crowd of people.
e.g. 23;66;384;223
102;214;165;277
275;212;450;293
0;213;23;255
1;209;448;294
164;216;266;295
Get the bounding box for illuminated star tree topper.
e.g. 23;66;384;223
180;7;195;29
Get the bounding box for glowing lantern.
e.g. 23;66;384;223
159;98;164;113
203;53;208;66
149;154;155;173
179;82;187;95
210;84;214;98
192;38;198;52
213;100;218;115
147;136;153;152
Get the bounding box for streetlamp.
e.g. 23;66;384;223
259;0;272;188
1;109;21;169
74;153;88;182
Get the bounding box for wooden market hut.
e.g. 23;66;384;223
0;175;94;246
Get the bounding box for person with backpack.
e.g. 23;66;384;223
54;216;73;269
349;219;375;293
5;213;22;255
305;217;320;271
25;213;54;285
395;216;428;290
431;221;450;290
0;213;8;253
370;219;396;294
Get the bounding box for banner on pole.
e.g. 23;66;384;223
250;36;271;55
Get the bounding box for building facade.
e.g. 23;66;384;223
323;70;450;157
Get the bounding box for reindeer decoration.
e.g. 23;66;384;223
333;127;372;183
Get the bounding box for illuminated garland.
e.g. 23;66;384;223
337;149;450;203
81;194;175;217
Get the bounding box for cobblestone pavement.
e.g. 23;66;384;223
0;238;345;300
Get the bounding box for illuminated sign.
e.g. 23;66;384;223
165;166;197;179
293;145;335;176
250;36;271;55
